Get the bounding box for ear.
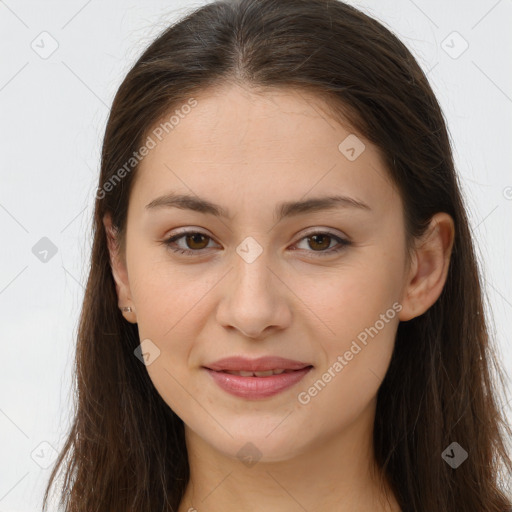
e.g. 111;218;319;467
399;212;455;321
103;213;137;324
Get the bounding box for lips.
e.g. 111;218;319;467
203;356;313;399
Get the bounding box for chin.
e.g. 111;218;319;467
193;421;310;464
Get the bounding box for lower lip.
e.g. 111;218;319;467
204;367;313;399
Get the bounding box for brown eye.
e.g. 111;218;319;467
183;233;210;250
163;231;217;255
293;231;351;257
307;234;332;251
164;230;351;258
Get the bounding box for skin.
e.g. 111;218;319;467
104;82;454;512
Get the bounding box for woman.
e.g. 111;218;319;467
43;0;512;510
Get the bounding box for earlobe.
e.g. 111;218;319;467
103;214;137;323
399;213;455;321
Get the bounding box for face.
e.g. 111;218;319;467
111;83;413;462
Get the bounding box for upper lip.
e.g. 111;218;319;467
204;356;312;372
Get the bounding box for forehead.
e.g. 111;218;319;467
131;83;398;218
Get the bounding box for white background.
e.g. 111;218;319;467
0;0;511;510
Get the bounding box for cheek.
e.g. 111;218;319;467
300;250;402;408
317;251;404;337
127;255;225;391
312;271;400;384
128;244;217;338
296;305;399;436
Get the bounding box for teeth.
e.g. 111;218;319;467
223;369;289;377
254;370;276;377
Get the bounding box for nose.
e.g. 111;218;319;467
215;249;292;339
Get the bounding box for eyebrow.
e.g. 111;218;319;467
145;192;371;222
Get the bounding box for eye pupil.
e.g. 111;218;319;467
186;233;209;249
309;234;330;251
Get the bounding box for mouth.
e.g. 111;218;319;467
202;358;314;399
204;355;313;373
213;368;312;377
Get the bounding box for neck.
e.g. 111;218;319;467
177;399;400;512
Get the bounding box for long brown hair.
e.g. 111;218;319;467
43;0;512;510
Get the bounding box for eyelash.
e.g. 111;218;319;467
162;230;352;258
